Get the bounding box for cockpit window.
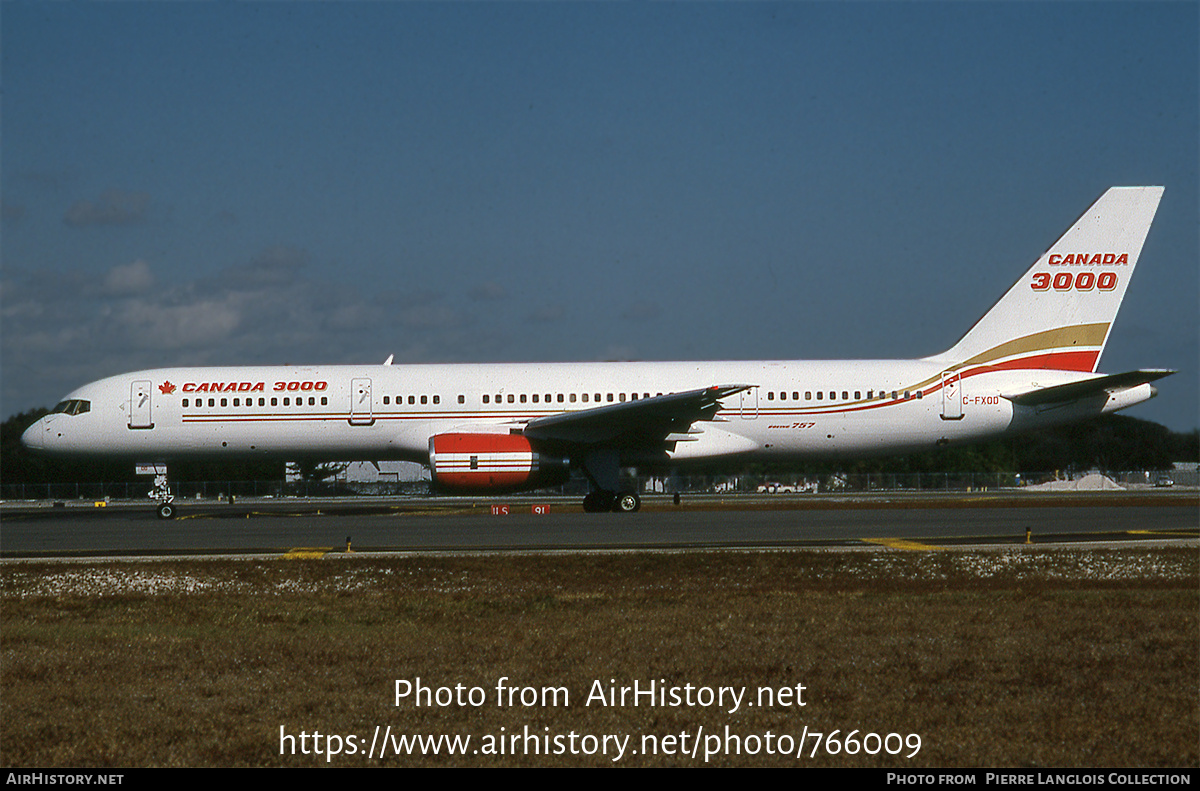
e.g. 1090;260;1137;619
50;399;90;416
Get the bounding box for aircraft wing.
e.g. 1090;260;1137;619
1001;369;1175;407
522;384;753;446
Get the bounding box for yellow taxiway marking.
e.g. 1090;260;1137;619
282;548;333;559
862;538;943;551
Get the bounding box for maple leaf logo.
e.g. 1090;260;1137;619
159;381;177;395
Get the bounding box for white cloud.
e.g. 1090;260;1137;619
102;259;156;295
0;245;525;414
114;298;243;349
64;189;151;227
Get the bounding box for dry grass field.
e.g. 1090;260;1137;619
2;547;1196;767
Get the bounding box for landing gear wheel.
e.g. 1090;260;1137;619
582;491;616;513
156;502;176;520
613;493;641;513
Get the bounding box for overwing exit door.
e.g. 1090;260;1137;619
739;387;758;420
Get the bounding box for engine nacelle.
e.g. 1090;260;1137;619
428;433;570;492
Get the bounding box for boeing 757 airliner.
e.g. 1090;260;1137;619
22;187;1173;516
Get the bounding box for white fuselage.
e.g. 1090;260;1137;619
22;358;1149;467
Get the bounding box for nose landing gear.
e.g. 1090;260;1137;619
150;474;177;519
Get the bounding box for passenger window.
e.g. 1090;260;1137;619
433;395;440;405
805;392;812;400
383;396;390;405
182;399;189;407
320;397;326;406
483;395;490;404
532;394;539;403
582;393;589;403
816;392;823;400
569;394;577;403
557;394;564;403
507;394;514;403
458;395;465;404
854;391;861;400
270;398;277;406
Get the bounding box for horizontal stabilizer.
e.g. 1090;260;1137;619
1002;369;1175;406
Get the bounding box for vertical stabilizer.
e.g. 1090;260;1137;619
928;187;1163;373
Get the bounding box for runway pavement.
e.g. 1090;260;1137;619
1;491;1195;557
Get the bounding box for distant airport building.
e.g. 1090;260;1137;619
339;462;430;484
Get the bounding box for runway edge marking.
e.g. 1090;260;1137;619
862;538;944;552
282;548;333;559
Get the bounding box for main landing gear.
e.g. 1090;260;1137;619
579;449;641;513
582;490;641;513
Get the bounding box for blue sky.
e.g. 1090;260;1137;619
3;2;1197;431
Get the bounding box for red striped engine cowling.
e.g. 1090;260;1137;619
428;433;570;492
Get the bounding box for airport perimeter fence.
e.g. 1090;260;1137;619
2;468;1193;502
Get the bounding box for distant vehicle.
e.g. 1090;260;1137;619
22;187;1173;517
1154;475;1175;488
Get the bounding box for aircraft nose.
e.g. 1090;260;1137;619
21;419;47;452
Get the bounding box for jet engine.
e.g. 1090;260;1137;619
428;433;570;492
